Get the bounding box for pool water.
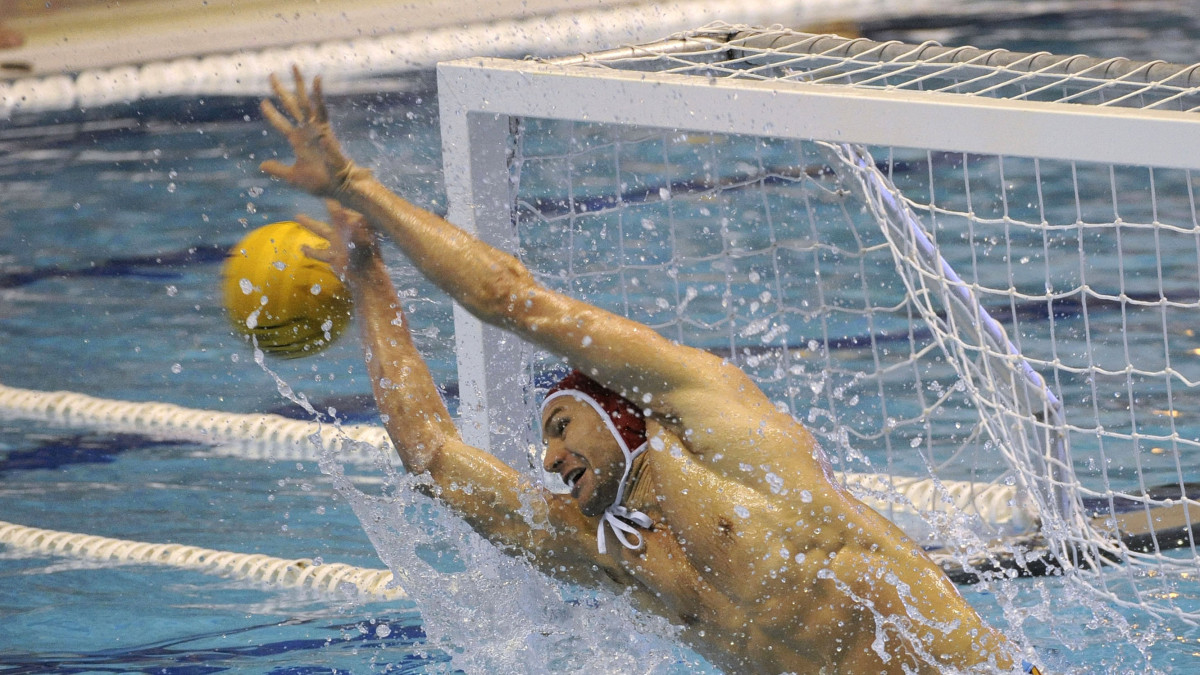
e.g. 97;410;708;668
4;6;1200;673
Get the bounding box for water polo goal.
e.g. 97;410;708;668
437;24;1200;622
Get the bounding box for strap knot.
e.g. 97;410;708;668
597;505;654;555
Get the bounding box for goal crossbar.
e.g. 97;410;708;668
441;56;1200;173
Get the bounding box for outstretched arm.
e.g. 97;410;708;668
298;203;606;579
261;69;763;419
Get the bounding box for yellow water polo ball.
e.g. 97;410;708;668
221;221;353;358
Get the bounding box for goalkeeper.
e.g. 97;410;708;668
261;68;1036;674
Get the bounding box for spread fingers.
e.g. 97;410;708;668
291;65;312;120
299;243;336;266
259;99;293;135
259;158;290;180
269;70;304;123
312;75;329;124
295;213;336;241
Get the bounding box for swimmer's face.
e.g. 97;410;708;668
541;396;625;518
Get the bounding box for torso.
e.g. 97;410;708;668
599;417;1004;674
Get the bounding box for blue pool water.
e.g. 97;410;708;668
4;6;1200;673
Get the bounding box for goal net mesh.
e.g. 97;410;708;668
470;26;1200;622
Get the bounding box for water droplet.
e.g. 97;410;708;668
765;472;784;494
310;283;322;295
239;278;253;295
166;182;176;193
165;285;178;297
376;624;391;638
734;505;750;519
799;490;813;503
794;552;806;564
170;363;182;374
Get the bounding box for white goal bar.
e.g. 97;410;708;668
441;58;1200;174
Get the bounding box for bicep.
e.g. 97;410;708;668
455;248;764;413
516;287;761;412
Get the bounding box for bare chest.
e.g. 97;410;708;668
613;518;831;673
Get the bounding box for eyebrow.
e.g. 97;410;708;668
542;406;565;438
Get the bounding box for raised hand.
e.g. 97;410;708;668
260;66;368;198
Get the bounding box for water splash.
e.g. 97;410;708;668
314;434;710;673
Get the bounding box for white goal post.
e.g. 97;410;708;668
437;26;1200;619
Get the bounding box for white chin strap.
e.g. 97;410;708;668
598;498;652;554
542;389;652;555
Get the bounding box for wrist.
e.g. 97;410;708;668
344;239;384;279
332;161;372;199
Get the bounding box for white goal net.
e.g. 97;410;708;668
437;25;1200;623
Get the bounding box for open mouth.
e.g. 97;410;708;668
564;468;586;492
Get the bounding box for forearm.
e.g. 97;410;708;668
349;250;600;564
335;173;695;392
336;172;534;326
345;247;458;474
330;160;731;414
344;238;583;557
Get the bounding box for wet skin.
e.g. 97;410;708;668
261;68;1020;673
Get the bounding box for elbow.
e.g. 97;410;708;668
387;418;452;476
469;254;538;325
395;439;439;477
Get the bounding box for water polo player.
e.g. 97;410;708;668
259;67;1037;674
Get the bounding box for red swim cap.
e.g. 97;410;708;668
544;370;646;453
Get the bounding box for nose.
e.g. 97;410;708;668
543;442;566;473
